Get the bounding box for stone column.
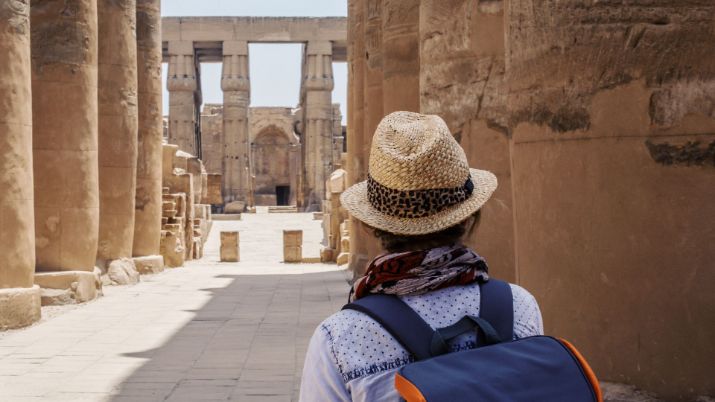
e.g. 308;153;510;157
0;0;41;329
97;0;138;265
419;0;515;281
381;0;420;113
133;0;164;269
302;41;335;211
221;41;251;205
31;0;101;303
348;0;385;275
167;41;198;155
507;1;715;398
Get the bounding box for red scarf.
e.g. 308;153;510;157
350;245;489;301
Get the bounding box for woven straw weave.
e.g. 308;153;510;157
341;111;498;235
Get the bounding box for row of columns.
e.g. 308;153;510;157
0;0;164;329
165;39;337;211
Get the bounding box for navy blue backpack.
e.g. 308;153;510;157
343;280;602;402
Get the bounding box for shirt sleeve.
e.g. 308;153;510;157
510;284;545;339
299;324;352;402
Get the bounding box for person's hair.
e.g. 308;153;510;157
372;210;482;253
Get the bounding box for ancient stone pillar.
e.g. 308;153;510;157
381;0;419;113
133;0;164;266
0;0;41;329
167;41;198;155
32;0;100;275
419;0;515;281
506;1;715;398
302;41;335;210
221;41;251;205
97;0;138;264
347;0;385;276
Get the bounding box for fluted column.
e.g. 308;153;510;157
302;41;335;210
97;0;138;263
32;0;99;273
133;0;164;264
221;41;251;205
167;41;198;155
0;0;41;329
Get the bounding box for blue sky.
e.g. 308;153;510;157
161;0;348;124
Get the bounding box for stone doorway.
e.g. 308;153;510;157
276;185;291;206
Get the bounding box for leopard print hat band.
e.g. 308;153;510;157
367;174;475;219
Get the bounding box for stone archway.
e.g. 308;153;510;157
251;125;297;206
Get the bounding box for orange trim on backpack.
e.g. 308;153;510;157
559;338;603;402
395;372;427;402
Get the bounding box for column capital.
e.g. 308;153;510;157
306;41;333;56
223;40;248;56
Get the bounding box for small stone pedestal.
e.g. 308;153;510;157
220;231;240;262
283;230;303;263
0;286;41;330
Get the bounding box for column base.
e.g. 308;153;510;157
133;255;165;275
34;271;101;306
0;285;41;330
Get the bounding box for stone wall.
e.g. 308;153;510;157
346;0;715;399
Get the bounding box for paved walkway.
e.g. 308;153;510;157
0;212;349;401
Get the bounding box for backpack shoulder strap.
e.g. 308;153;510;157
479;279;514;343
343;294;434;361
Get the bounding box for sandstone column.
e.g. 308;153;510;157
348;0;385;276
507;1;715;398
133;0;164;270
97;0;138;265
302;41;335;211
0;0;41;329
167;41;198;155
419;0;515;281
221;41;251;205
31;0;100;303
381;0;419;113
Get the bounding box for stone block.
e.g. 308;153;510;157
107;258;141;286
225;201;245;213
34;271;100;304
313;212;324;220
284;246;302;263
336;252;350;266
320;247;335;262
212;214;242;221
283;230;303;247
220;231;240;262
160;231;185;268
206;174;223;204
0;286;41;330
133;255;165;275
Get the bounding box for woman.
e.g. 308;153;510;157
299;112;543;401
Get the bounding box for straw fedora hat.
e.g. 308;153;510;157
340;111;497;235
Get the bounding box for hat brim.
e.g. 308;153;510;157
340;168;498;236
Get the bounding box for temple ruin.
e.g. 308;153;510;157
162;17;347;212
0;1;713;400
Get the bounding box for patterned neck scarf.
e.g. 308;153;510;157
349;245;489;302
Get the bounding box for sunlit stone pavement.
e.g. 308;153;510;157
0;211;348;401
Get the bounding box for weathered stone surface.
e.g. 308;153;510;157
219;232;239;262
134;0;164;258
224;201;246;214
160;230;184;268
39;287;74;306
133;255;165;275
97;0;139;262
0;286;41;330
0;0;41;329
107;258;140;286
31;0;99;272
34;271;99;304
